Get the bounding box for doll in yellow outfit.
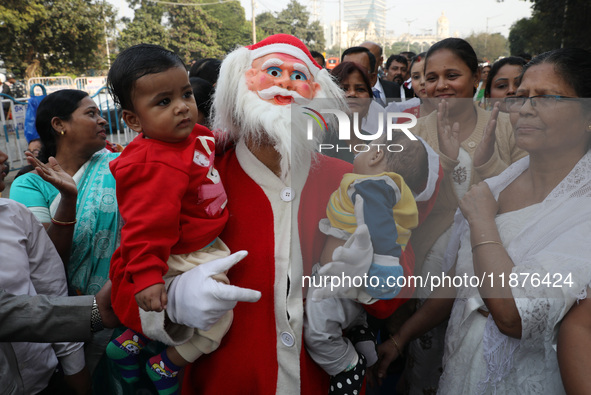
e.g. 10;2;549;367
305;134;429;395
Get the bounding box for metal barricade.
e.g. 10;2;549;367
0;93;28;171
75;76;108;96
27;76;75;96
91;86;133;146
1;83;134;166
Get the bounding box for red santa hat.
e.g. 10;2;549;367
247;34;322;78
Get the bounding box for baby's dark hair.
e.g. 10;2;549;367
374;132;428;194
108;43;186;111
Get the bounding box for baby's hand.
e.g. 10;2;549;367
135;283;167;312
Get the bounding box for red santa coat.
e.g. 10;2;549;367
181;140;440;394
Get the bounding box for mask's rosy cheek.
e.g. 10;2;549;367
297;83;313;98
247;71;274;92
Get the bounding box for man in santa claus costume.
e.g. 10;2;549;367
111;34;441;394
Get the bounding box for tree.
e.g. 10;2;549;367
384;42;423;57
167;2;224;60
256;12;281;38
205;2;252;53
508;0;591;54
465;32;509;62
508;17;547;56
117;0;224;61
256;0;325;51
0;0;117;77
117;3;170;50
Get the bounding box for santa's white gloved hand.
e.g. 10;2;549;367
167;250;261;330
312;197;374;300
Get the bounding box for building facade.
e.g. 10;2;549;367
343;0;386;37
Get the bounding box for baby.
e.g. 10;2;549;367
105;44;232;395
305;133;429;395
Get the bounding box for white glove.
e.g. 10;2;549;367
167;250;261;330
312;197;374;300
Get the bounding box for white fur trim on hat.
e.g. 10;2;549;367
247;34;321;77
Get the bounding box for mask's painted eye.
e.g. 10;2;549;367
291;71;308;81
266;67;282;77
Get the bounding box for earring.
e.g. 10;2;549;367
59;130;65;135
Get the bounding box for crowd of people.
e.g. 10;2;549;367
1;32;590;395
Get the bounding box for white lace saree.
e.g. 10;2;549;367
439;151;591;394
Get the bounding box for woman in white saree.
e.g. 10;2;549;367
376;48;591;394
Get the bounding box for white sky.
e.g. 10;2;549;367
107;0;533;39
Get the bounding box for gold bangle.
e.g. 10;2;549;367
471;240;503;253
389;335;403;355
51;217;77;226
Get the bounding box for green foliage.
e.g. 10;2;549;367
256;0;325;51
508;17;546;56
206;2;252;53
465;32;509;62
508;0;591;55
384;42;424;57
0;0;117;77
256;12;279;38
118;0;255;60
167;2;224;60
117;3;170;50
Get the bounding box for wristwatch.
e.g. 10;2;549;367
91;296;104;333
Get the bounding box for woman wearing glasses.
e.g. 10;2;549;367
377;47;591;394
380;38;527;395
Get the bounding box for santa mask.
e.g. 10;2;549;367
245;53;320;106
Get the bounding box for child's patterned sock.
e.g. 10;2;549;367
329;353;366;395
105;329;149;383
146;351;182;395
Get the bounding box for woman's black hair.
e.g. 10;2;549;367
425;38;479;75
189;58;221;86
409;52;427;73
522;48;591;98
108;43;186;111
190;77;215;124
330;61;374;99
484;56;527;98
35;89;89;162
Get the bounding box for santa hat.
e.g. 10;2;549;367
247;34;322;78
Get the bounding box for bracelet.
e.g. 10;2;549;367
389;335;403;355
51;217;77;226
90;297;104;333
471;240;503;253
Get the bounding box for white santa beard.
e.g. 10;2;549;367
227;82;324;180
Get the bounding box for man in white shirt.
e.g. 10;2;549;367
0;149;87;395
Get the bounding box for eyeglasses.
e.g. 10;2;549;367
504;95;580;112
